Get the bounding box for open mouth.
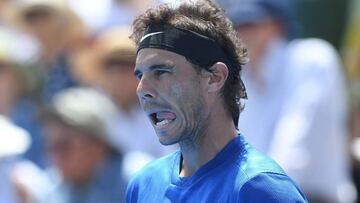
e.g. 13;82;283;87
149;111;176;127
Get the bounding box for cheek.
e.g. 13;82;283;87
169;82;184;98
168;80;197;106
169;81;204;112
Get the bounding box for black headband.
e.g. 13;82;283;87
138;24;233;69
138;24;247;98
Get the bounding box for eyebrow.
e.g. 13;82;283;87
134;63;174;77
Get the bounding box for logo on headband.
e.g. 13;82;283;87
140;32;164;43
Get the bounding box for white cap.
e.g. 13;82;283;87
48;87;120;151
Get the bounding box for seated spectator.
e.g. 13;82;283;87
39;87;127;203
14;0;85;102
0;26;46;168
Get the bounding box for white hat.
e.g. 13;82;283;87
44;87;121;151
0;115;31;158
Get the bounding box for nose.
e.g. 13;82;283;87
136;75;157;101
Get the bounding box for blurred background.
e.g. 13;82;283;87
0;0;359;202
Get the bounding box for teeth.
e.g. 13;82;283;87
156;119;171;126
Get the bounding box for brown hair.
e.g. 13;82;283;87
131;0;248;126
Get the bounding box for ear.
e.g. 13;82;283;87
205;62;228;93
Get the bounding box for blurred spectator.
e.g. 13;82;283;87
216;0;356;202
0;26;46;168
39;87;128;203
72;27;174;158
0;29;26;116
14;0;85;102
0;26;39;116
343;1;360;202
4;0;88;168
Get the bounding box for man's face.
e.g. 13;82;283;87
43;121;107;184
135;48;210;145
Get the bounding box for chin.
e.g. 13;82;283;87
158;138;177;146
157;134;179;146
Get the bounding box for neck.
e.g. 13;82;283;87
179;107;237;177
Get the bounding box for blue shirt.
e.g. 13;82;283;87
126;135;307;202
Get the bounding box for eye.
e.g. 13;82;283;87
134;72;143;80
154;69;169;76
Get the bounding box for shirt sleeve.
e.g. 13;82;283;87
238;173;308;203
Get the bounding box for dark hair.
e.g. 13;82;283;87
131;0;248;126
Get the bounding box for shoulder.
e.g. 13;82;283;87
238;172;308;203
236;143;286;179
126;151;178;200
233;143;307;202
